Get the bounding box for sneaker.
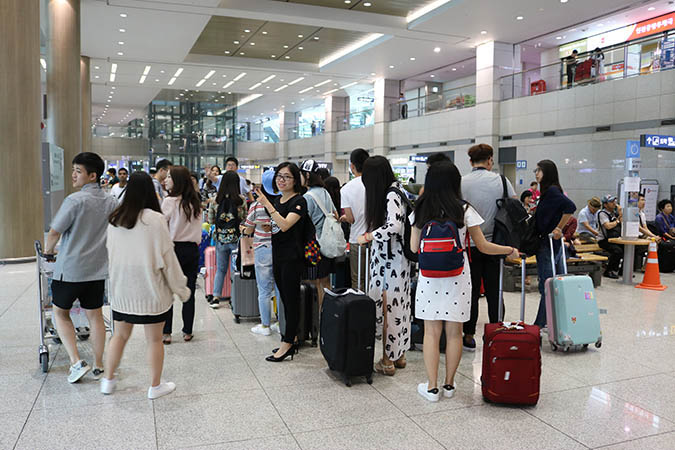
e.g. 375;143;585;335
442;384;455;399
417;382;440;402
100;377;117;395
270;322;280;334
462;336;476;352
67;360;90;383
540;327;549;337
209;298;220;309
148;381;176;400
91;367;104;380
251;324;271;336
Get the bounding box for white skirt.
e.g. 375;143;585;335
415;262;472;322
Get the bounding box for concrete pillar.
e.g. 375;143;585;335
324;95;349;174
81;56;91;152
0;0;44;258
373;78;399;156
47;0;81;195
475;41;514;154
277;109;299;163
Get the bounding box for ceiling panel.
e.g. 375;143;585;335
269;0;433;17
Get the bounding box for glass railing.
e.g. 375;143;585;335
93;126;146;138
389;84;476;122
286;124;325;140
499;37;672;100
335;108;374;131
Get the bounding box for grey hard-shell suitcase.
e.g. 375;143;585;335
231;250;260;323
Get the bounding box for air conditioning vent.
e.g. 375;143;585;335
596;126;611;132
502;135;512;140
470;138;476;143
390;146;396;151
412;144;419;149
661;119;675;126
439;142;447;146
543;131;556;137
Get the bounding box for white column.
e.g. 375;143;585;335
373;78;399;156
475;41;515;155
324;95;349;175
277;109;299;163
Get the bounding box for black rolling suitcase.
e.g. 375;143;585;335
278;281;319;346
320;249;375;386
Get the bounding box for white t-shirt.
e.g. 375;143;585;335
110;183;127;203
340;176;366;243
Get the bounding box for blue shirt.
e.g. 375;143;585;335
577;206;598;235
655;212;675;236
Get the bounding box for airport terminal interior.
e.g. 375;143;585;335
2;0;675;449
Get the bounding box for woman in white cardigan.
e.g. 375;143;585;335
101;172;190;399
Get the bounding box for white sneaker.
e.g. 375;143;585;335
67;360;91;384
442;384;455;399
417;382;440;402
270;322;280;334
251;324;271;336
100;377;117;395
148;381;176;399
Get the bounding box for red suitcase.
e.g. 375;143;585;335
204;246;231;298
481;258;541;405
574;59;593;83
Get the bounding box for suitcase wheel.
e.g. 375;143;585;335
595;341;602;349
311;339;317;348
583;344;589;351
40;351;49;373
366;375;373;385
77;327;90;341
343;374;352;387
234;315;241;324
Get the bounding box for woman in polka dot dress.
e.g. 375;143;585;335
410;161;518;403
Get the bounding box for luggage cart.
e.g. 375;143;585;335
35;241;112;373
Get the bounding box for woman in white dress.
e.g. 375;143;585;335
410;161;518;402
357;156;413;376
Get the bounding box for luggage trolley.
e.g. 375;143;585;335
35;240;112;373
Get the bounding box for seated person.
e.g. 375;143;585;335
638;194;660;241
597;195;623;279
577;197;602;243
520;190;535;214
655;199;675;241
562;216;580;256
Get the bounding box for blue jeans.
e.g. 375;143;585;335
534;239;564;328
254;245;280;326
214;241;237;298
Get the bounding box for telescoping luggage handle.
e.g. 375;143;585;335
356;244;370;295
324;245;370;298
497;254;527;324
548;234;568;277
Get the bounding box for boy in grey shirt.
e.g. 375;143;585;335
45;152;118;384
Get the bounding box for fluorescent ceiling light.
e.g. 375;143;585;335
196;79;206;87
323;88;338;95
299;87;313;94
168;77;177;85
407;0;452;23
40;58;46;69
204;70;216;79
274;85;288;92
237;94;262;107
249;82;262;90
173;68;183;77
109;73;116;82
340;81;357;89
261;75;276;83
139;75;147;84
234;72;247;81
319;33;385;68
223;81;234;89
143;65;151;75
434;47;441;53
314;79;332;87
111;64;118;73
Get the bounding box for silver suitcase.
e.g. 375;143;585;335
231;250;260;323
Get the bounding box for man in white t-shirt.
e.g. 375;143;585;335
340;148;369;291
110;167;128;203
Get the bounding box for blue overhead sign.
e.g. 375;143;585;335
409;155;428;163
626;140;641;158
641;134;675;150
516;160;527;169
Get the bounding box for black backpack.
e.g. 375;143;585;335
493;176;540;256
215;197;241;233
598;210;621;240
385;186;418;263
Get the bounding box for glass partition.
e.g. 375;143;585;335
390;84;476;122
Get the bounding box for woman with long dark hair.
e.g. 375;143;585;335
324;176;341;212
207;171;247;308
161;166;202;343
533;160;576;329
410;161;517;402
103;172;190;399
357;156;412;376
254;162;307;362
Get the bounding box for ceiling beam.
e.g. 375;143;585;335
108;0;468;43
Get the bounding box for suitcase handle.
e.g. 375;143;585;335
548;234;568;277
498;256;527;323
356;244;370;295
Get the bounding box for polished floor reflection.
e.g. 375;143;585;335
1;262;674;449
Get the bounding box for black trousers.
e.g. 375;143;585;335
598;240;624;273
463;248;502;336
274;256;303;344
164;242;198;335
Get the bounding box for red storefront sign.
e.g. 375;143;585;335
628;12;675;41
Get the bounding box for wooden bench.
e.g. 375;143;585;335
502;253;608;292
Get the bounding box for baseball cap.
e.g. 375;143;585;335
602;194;617;204
300;159;319;173
261;168;280;196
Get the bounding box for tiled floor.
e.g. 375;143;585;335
1;262;674;450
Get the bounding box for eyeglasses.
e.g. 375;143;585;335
275;174;294;181
533;168;542;174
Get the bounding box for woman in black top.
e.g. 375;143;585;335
533;160;576;328
254;162;307;362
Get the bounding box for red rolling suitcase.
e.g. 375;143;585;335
574;59;593;83
481;257;541;405
204;246;231;299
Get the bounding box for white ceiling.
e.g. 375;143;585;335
79;0;670;127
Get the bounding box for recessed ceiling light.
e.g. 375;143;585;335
225;50;230;54
112;86;116;90
389;65;394;68
212;82;216;85
120;13;127;18
240;52;245;55
409;57;415;61
313;36;319;40
480;30;487;35
648;6;655;11
119;28;126;33
244;29;250;33
430;74;435;77
451;67;457;71
433;47;441;53
560;0;568;3
271;55;276;58
516;16;523;20
556;36;562;40
298;46;304;50
298;34;303;38
364;2;372;6
597;23;604;27
250;42;255;46
117;52;123;56
344;0;351;3
227;91;232;94
118;41;124;45
285;56;290;59
262;31;268;35
155;79;160;82
283;45;289;48
94;65;100;69
234;40;240;44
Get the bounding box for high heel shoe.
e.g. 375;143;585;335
266;344;297;362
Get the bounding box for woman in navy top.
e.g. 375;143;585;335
533;160;576;329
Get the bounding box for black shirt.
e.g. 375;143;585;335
535;186;576;249
271;194;307;262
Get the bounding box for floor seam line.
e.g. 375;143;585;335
152;399;159;450
0;282;35;319
520;407;592;449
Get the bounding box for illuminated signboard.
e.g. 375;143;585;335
640;134;675;150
